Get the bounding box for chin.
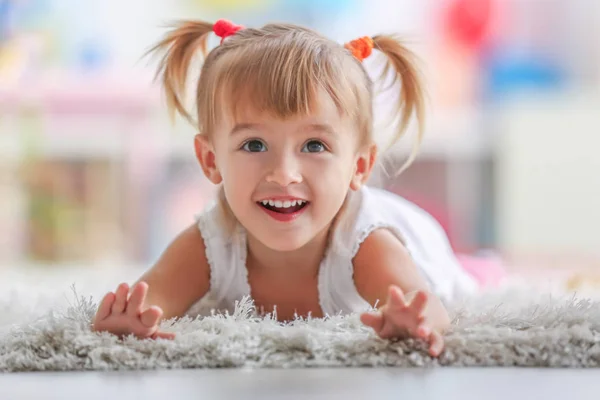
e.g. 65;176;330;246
257;232;311;252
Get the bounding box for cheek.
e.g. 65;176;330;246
221;155;261;198
307;155;354;192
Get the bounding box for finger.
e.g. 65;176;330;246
388;286;407;308
409;291;428;316
152;331;176;340
428;330;445;357
140;305;163;328
378;323;400;339
111;283;129;314
360;311;385;334
416;323;431;339
94;292;116;322
126;282;148;316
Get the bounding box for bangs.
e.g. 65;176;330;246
202;31;368;129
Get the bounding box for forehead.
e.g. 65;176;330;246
220;86;348;130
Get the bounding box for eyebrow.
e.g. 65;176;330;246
304;123;336;136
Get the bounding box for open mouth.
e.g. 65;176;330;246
257;200;309;214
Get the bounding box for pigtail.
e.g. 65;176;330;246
146;20;214;126
372;35;425;172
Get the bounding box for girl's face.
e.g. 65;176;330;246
197;91;374;252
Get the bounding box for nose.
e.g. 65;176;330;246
265;153;302;187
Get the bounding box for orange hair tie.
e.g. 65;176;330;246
344;36;374;62
213;19;244;44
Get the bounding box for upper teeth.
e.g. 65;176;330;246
260;199;306;208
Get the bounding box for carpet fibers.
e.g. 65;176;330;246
1;287;599;372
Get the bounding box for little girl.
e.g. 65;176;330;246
92;19;478;357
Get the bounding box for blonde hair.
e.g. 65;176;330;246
148;20;425;230
149;20;424;153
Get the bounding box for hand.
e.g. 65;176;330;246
360;286;444;357
92;281;175;340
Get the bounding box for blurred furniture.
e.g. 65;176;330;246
495;92;600;260
0;76;493;266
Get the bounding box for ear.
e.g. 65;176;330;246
194;134;222;184
350;144;377;191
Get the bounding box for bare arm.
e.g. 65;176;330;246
92;223;210;338
134;223;211;320
353;228;450;333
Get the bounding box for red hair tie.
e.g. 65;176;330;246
344;36;374;62
213;19;244;44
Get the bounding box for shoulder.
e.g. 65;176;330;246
352;228;429;307
162;224;211;291
164;223;210;269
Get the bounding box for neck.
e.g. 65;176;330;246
246;225;331;279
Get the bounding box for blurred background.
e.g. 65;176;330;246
1;0;599;291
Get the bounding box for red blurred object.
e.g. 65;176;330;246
443;0;494;49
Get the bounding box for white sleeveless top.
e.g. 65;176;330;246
186;186;478;317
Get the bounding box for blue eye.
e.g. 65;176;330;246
302;140;326;153
242;139;267;152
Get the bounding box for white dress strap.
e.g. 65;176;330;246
186;202;251;316
318;189;384;316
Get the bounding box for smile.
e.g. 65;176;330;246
256;199;309;222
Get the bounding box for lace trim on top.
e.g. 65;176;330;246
195;212;218;296
236;225;251;300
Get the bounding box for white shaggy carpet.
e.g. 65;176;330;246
0;266;599;371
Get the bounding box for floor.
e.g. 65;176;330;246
1;368;598;400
